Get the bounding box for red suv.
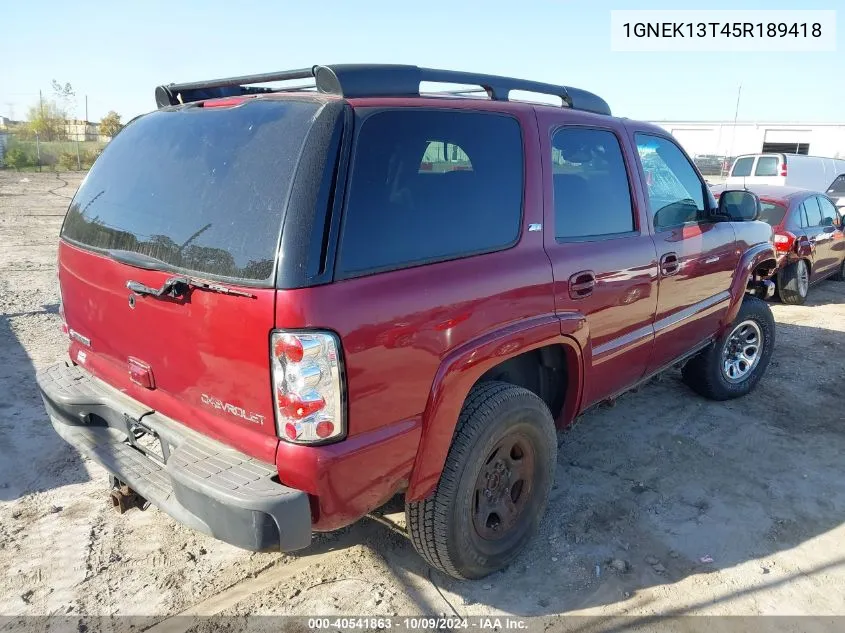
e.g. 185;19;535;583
38;65;778;579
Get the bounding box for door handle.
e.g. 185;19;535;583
660;253;680;276
568;270;596;299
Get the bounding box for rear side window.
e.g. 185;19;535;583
732;157;754;177
551;128;634;239
803;197;823;227
759;202;787;226
61;100;320;283
755;156;779;176
338;110;523;276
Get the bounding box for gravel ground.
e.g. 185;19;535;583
1;172;844;627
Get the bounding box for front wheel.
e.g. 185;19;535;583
406;382;557;579
682;296;775;401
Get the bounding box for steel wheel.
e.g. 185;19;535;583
472;433;535;541
721;319;763;383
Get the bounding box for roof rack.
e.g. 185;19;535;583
154;64;611;116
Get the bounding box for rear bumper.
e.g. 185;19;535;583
36;361;312;553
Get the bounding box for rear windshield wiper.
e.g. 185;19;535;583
126;276;254;299
106;249;175;272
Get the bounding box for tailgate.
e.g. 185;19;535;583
56;98;323;462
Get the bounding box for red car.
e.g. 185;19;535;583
38;65;777;579
715;185;845;304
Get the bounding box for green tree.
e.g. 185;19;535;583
26;100;66;141
99;111;123;138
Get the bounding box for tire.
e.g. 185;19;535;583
777;259;810;305
833;258;845;281
406;381;557;579
682;295;775;401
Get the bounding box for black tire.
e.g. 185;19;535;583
833;258;845;281
777;259;810;305
682;295;775;401
406;381;557;579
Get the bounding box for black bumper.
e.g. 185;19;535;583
36;362;312;553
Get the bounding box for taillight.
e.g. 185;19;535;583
271;331;345;444
779;163;787;177
773;231;796;253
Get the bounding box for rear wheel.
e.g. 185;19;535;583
778;259;809;305
406;382;556;579
682;296;775;401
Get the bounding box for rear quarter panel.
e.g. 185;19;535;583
273;101;559;527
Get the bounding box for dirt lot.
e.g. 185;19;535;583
2;172;845;626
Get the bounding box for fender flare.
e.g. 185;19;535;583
405;313;584;502
722;243;777;330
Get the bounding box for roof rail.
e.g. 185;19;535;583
154;64;611;116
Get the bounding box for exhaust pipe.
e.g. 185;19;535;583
110;477;149;514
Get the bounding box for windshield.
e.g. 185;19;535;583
731;157;754;177
61;99;320;284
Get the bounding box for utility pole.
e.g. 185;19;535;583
85;95;88;123
725;83;742;177
39;90;44;118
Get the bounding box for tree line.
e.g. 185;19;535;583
12;80;123;142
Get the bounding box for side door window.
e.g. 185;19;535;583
755;156;779;177
817;196;839;227
338;109;523;277
634;134;706;230
804;196;823;227
551;128;635;240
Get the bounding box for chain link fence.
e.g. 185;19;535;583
0;123;108;172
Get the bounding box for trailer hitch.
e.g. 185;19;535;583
109;477;150;514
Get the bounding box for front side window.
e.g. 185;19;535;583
755;156;779;176
817;196;839;226
551;128;634;239
731;157;754;177
635;134;706;230
338;110;523;276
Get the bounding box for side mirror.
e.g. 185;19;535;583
718;190;761;222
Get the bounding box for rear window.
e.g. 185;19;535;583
755;156;779;177
61;99;320;283
759;202;787;226
338;109;523;276
732;157;754;177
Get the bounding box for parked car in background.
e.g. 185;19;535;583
826;174;845;213
726;154;845;193
715;185;845;304
693;154;723;176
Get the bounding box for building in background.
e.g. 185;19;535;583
650;121;845;176
64;119;106;142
